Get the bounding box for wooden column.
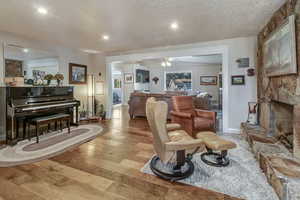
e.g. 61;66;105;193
293;104;300;159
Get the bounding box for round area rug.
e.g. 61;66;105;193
0;125;104;167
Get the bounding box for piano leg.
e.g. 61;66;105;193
36;124;39;143
7;116;18;146
71;105;79;126
16;120;19;139
23;120;26;140
76;105;79;125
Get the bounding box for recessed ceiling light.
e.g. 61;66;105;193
102;35;110;41
170;22;179;30
23;48;29;53
37;7;48;15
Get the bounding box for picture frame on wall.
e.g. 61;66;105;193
200;76;218;85
5;59;23;77
69;63;87;84
114;78;122;88
124;73;134;84
263;15;297;77
231;75;245;85
136;69;150;83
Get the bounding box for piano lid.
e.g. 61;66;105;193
7;86;74;99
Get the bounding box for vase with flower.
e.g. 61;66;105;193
44;74;54;85
54;73;64;86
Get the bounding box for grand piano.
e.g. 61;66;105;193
2;86;80;145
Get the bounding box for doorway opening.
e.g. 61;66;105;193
112;66;123;107
106;45;229;133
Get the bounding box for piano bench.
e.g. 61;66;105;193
26;114;71;143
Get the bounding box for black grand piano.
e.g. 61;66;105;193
2;86;80;145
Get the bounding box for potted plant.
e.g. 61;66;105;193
54;73;64;86
79;104;87;120
95;99;106;120
98;104;106;120
44;74;54;85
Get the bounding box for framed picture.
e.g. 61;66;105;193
263;15;297;77
231;75;245;85
69;63;87;84
200;76;218;85
165;72;192;91
124;73;134;84
136;69;150;83
114;78;122;88
33;70;46;82
236;58;250;68
5;59;23;77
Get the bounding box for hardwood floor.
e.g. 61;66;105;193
0;106;240;200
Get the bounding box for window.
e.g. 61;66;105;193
165;72;192;91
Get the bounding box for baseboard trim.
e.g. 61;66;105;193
224;128;240;134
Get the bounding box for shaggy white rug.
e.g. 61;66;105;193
0;125;103;167
141;134;279;200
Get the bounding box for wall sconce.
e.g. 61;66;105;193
247;68;255;76
152;77;159;84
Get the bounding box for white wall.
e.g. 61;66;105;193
106;36;257;132
0;31;107;110
112;63;150;105
145;62;221;101
24;58;59;80
119;64;135;105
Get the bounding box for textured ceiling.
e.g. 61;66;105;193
0;0;284;53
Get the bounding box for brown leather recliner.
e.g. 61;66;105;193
171;96;216;137
146;97;204;181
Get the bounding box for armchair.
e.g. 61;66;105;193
171;96;216;137
146;97;204;181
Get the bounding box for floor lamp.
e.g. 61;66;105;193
87;74;95;118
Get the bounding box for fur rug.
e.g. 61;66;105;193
141;134;279;200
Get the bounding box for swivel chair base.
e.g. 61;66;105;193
201;148;230;167
150;150;194;182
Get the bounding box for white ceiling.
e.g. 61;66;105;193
172;55;222;65
4;45;57;61
112;54;222;71
138;54;222;65
0;0;284;53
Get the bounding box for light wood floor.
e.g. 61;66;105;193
0;106;240;200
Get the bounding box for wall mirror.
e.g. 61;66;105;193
3;44;59;85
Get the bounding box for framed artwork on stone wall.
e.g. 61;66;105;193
263;15;297;77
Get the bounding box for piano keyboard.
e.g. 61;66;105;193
21;102;78;111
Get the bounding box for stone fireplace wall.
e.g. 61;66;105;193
257;0;300;158
270;101;293;137
270;101;294;149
